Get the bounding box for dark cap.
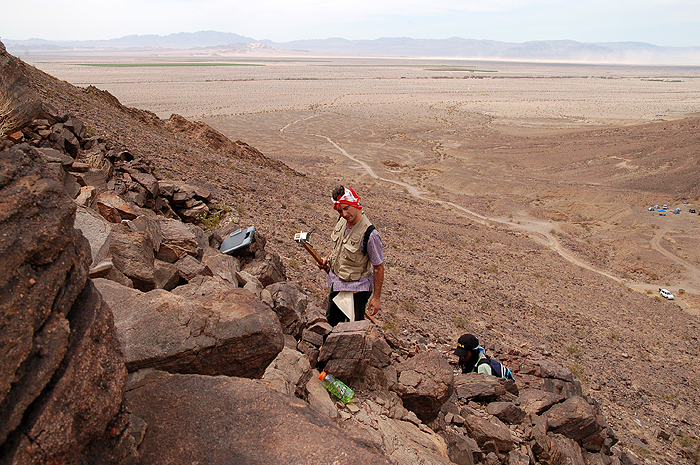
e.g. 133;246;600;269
454;334;479;357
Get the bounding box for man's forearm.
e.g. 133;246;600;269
372;263;384;299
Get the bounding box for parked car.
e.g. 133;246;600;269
659;288;675;300
662;204;668;209
690;208;697;213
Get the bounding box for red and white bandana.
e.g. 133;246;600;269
333;187;362;210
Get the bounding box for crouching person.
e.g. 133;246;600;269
454;333;514;380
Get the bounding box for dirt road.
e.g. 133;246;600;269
287;117;700;315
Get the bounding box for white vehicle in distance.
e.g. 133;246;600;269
659;288;675;300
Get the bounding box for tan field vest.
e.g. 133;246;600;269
329;213;373;282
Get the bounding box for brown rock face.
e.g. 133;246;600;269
97;224;157;291
265;281;309;337
155;218;199;262
242;251;285;286
125;370;390;465
95;276;284;378
486;401;526;424
454;373;508;401
464;414;520;453
393;350;454;423
318;320;393;381
0;45;42;135
545;396;616;453
0;144;127;463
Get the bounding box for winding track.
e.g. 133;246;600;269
281;116;699;314
650;225;700;281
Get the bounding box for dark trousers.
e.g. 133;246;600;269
326;290;371;327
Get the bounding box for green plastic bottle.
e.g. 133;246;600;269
318;371;355;404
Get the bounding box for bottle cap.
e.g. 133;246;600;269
318;371;327;380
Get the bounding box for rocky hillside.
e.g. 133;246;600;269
1;39;699;465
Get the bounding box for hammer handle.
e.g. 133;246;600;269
364;310;381;326
301;242;329;271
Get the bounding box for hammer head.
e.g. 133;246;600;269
294;231;310;243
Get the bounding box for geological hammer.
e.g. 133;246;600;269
294;230;329;272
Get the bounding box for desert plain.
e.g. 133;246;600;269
32;55;700;313
17;49;700;462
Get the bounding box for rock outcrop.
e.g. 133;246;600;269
0;41;42;136
392;349;454;423
95;277;283;378
0;144;128;464
124;369;390;464
2;128;616;465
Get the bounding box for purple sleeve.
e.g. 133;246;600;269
365;230;383;266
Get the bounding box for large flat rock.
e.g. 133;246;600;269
94;277;283;378
125;370;390;465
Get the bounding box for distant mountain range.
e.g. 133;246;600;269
5;31;257;50
5;30;700;65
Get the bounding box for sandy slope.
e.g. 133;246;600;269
23;53;700;463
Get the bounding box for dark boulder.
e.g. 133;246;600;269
392;350;454;423
95;277;283;378
155;217;199;262
0;144;127;463
242;251;285;286
454;373;507;401
318;320;392;383
175;253;213;282
545;395;617;453
201;246;240;288
517;388;566;415
531;416;587;465
124;370;390;465
463;414;520;454
486;401;526;424
95;223;157;291
265;281;309;337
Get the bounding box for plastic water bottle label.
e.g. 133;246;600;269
332;380;354;403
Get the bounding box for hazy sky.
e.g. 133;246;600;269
2;0;699;47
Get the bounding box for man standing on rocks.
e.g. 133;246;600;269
321;186;384;326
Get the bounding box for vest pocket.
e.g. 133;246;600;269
337;240;366;281
343;240;362;262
